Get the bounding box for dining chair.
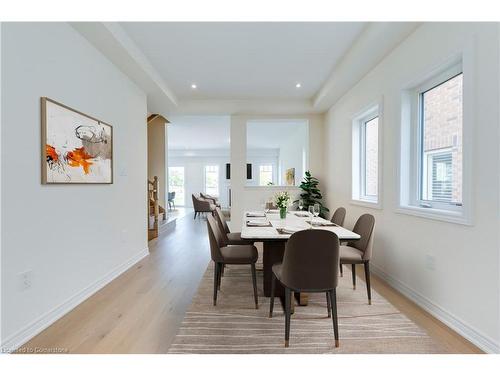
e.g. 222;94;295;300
192;194;216;219
167;192;176;210
330;207;346;226
214;206;254;246
200;192;221;207
339;213;375;304
269;230;340;348
206;215;259;309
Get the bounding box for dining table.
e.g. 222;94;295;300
241;210;361;307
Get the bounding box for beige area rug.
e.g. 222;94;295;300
168;259;447;354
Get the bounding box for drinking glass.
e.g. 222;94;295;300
308;205;315;228
313;203;320;219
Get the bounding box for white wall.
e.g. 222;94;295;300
323;23;499;352
278;123;308;185
169;150;231;208
1;23;148;349
230;114;324;228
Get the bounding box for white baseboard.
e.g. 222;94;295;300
370;263;499;354
1;248;149;353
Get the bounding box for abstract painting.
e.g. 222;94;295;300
285;168;295;186
41;97;113;184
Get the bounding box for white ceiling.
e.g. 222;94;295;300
120;22;366;100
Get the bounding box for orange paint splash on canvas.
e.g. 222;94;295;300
66;147;93;174
46;144;59;162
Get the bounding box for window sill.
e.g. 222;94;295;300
350;199;382;210
395;205;472;226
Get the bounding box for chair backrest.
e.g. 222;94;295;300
206;215;225;262
347;213;375;261
192;194;199;208
331;207;346;226
214;206;230;234
265;201;277;210
280;230;340;291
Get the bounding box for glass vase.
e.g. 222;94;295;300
279;207;287;219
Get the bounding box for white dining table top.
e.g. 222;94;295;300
240;210;361;241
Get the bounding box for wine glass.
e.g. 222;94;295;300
313;203;320;222
308;205;315;228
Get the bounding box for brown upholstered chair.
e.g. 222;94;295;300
331;207;346;226
214;207;253;246
206;215;259;309
339;213;375;304
192;194;216;219
200;192;221;207
269;230;340;348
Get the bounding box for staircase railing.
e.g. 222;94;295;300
148;176;160;239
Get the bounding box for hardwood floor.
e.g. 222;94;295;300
21;214;210;354
20;215;481;353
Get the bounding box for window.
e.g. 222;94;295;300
168;167;185;206
418;73;463;208
204;165;219;196
399;61;470;224
352;103;381;207
362;116;379;200
259;165;273;186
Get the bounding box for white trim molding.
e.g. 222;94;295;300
397;40;475;226
351;98;384;209
1;248;149;353
371;263;499;354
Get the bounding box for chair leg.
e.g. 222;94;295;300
251;263;258;309
329;289;340;347
194;211;197;219
351;264;356;290
269;273;276;318
221;264;225;277
217;263;222;290
326;292;331;318
213;262;219;306
339;263;343;277
284;287;291;348
364;262;372;305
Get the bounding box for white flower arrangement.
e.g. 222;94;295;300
275;191;291;209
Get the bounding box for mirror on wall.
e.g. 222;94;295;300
246;119;309;187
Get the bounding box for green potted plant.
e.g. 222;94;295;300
296;171;329;217
275;191;291;219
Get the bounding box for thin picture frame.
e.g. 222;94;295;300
41;97;114;184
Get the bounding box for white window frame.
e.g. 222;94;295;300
168;166;186;207
414;65;463;212
258;164;274;186
398;48;474;226
204;165;219;197
351;100;383;209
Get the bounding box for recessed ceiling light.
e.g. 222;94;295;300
295;83;302;88
191;84;197;89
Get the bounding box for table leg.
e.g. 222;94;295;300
263;241;306;310
263;241;285;297
294;292;309;306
